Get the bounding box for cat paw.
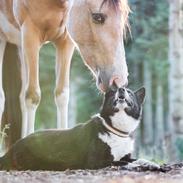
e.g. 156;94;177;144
122;159;160;171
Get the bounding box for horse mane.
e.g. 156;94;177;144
101;0;131;37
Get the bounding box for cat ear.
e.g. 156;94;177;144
135;87;146;105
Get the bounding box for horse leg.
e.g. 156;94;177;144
20;18;41;136
54;31;75;129
0;40;6;128
18;47;28;138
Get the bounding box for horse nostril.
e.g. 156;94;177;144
98;76;102;85
97;76;106;92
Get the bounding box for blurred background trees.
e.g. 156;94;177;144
1;0;183;162
168;0;183;160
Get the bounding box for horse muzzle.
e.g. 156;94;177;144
97;73;128;92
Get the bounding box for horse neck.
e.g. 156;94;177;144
66;0;79;33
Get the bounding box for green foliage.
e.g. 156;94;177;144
36;44;56;129
70;51;102;123
127;0;168;68
0;124;10;155
127;0;169;117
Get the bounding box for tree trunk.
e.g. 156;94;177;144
169;0;183;134
2;43;22;150
168;0;183;161
143;61;153;154
131;62;141;158
155;81;164;160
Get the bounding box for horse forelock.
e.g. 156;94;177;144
101;0;131;37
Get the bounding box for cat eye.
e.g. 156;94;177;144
92;13;107;24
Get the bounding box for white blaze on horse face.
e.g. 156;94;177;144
68;0;129;91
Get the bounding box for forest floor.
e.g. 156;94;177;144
0;164;183;183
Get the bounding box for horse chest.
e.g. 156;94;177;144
23;1;70;42
98;132;134;161
0;0;69;44
41;18;67;42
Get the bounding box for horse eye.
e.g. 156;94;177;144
92;13;107;24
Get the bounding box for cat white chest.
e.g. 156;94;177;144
98;132;134;161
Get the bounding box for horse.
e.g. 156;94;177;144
0;0;130;138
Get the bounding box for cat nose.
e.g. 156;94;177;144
119;88;125;93
118;88;125;99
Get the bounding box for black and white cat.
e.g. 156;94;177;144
98;86;145;162
0;85;150;171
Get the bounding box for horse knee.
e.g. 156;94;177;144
25;89;41;107
55;88;69;108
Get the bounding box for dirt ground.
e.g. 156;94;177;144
0;164;183;183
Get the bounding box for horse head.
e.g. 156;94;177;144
68;0;130;92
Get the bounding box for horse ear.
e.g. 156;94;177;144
135;87;146;104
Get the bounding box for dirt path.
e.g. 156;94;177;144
0;164;183;183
